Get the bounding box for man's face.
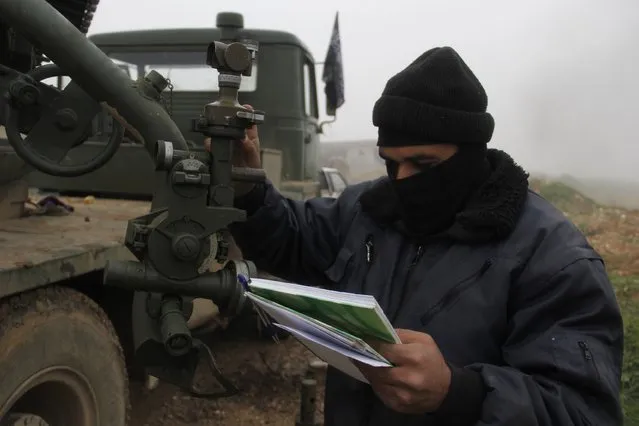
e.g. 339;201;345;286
378;144;459;180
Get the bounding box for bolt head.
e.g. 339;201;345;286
55;108;78;130
172;233;201;260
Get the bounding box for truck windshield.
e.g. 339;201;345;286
39;51;257;93
40;57;138;88
106;50;258;92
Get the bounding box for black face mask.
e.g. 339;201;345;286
386;146;490;239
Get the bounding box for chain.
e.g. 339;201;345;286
162;78;174;117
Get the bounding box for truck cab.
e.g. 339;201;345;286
24;12;348;199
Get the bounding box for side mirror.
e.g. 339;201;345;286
318;116;336;135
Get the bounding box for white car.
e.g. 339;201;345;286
318;167;349;198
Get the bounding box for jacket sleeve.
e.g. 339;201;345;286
465;251;624;425
228;180;357;286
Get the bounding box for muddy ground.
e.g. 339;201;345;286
131;324;326;426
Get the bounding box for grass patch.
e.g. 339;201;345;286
530;179;598;215
612;274;639;424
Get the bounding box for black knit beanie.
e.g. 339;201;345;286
373;46;495;147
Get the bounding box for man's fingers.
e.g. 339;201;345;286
240;137;259;155
245;123;258;140
355;361;396;383
368;336;429;368
241;104;259;141
246;127;258;141
356;361;416;391
395;328;433;344
354;360;389;378
380;342;430;367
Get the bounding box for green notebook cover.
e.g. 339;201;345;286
248;278;398;344
248;292;389;361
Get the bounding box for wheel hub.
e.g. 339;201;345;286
1;366;98;426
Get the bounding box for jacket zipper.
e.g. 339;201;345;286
578;340;601;381
409;245;424;269
365;235;375;265
420;258;493;325
359;235;375;294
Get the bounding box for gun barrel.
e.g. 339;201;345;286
103;260;248;316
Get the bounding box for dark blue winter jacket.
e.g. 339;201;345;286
230;149;623;426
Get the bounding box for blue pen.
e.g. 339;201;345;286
237;274;250;292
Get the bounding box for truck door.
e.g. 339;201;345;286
302;54;320;181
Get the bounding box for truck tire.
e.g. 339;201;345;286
0;286;129;425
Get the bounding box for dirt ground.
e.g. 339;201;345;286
565;204;639;276
130;326;326;426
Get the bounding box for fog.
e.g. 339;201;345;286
89;0;639;183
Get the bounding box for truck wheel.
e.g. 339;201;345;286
0;286;129;425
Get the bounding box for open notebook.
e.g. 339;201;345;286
244;277;401;383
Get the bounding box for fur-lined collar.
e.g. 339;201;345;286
358;149;530;243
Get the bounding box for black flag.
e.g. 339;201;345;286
322;12;345;116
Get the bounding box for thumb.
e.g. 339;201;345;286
240;137;258;155
394;328;431;344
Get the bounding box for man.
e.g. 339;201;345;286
225;47;624;425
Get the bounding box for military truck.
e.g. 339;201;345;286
0;2;345;424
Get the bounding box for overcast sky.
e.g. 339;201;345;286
89;0;639;182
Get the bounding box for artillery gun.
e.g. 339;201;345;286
19;13;349;201
0;1;343;424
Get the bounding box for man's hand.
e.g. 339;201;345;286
204;103;261;196
357;329;452;414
